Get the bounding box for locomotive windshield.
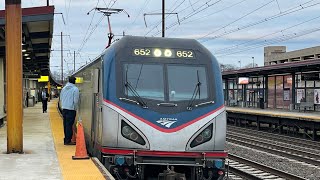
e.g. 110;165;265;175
123;63;209;103
168;65;208;101
124;64;165;101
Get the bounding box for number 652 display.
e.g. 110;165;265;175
133;48;195;59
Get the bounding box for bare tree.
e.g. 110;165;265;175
51;71;60;81
220;63;238;72
51;70;74;84
243;63;258;69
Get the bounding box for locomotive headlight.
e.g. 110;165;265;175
164;49;172;57
154;49;162;57
195;135;204;143
190;124;213;148
122;126;132;136
121;120;146;145
130;132;139;141
202;129;212;138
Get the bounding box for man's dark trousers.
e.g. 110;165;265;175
62;109;76;144
42;99;47;112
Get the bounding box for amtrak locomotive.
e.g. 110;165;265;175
72;36;227;180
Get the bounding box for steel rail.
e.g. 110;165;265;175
228;154;305;180
228;125;320;150
226;165;263;180
227;135;320;166
227;131;320;160
228;130;320;154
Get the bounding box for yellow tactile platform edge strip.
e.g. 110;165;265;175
48;99;106;180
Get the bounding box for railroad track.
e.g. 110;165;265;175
226;132;320;167
226;172;243;180
228;125;320;151
227;154;304;180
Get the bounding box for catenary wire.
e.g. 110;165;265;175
151;0;223;36
216;26;320;57
199;0;319;43
145;0;211;36
123;0;152;33
214;15;320;54
77;0;101;53
199;0;275;40
167;0;248;37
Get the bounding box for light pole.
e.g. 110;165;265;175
238;60;241;69
220;64;225;72
252;57;255;68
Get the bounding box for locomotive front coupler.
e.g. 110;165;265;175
158;166;186;180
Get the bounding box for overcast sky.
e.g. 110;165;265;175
1;0;320;72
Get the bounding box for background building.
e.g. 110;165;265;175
264;46;320;66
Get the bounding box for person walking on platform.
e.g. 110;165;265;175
60;77;79;145
26;91;29;107
41;89;48;113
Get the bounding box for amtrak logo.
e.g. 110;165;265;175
156;118;177;128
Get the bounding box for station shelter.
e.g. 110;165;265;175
0;6;60;121
222;59;320;111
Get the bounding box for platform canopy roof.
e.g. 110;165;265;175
0;6;55;81
222;59;320;79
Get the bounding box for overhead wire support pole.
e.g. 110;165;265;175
74;51;76;72
61;32;63;85
53;33;70;85
87;7;130;48
162;0;165;37
5;0;23;153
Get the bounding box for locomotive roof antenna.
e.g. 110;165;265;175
88;8;130;48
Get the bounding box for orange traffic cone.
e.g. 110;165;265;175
72;122;90;160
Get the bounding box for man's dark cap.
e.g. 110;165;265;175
69;76;76;84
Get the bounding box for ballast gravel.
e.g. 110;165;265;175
226;142;320;180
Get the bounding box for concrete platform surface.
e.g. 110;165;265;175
226;106;320;121
49;99;108;180
0;102;62;180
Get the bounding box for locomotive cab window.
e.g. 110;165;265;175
168;65;208;101
124;64;165;101
122;63;212;105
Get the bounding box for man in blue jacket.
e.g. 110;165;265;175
60;76;79;145
41;89;48;113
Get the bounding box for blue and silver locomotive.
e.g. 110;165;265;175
73;36;227;180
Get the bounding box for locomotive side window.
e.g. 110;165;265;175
168;65;208;101
124;64;165;101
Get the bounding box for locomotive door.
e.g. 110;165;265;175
91;68;102;152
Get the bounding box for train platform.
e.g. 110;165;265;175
0;99;114;180
226;107;320;121
226;106;320;140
